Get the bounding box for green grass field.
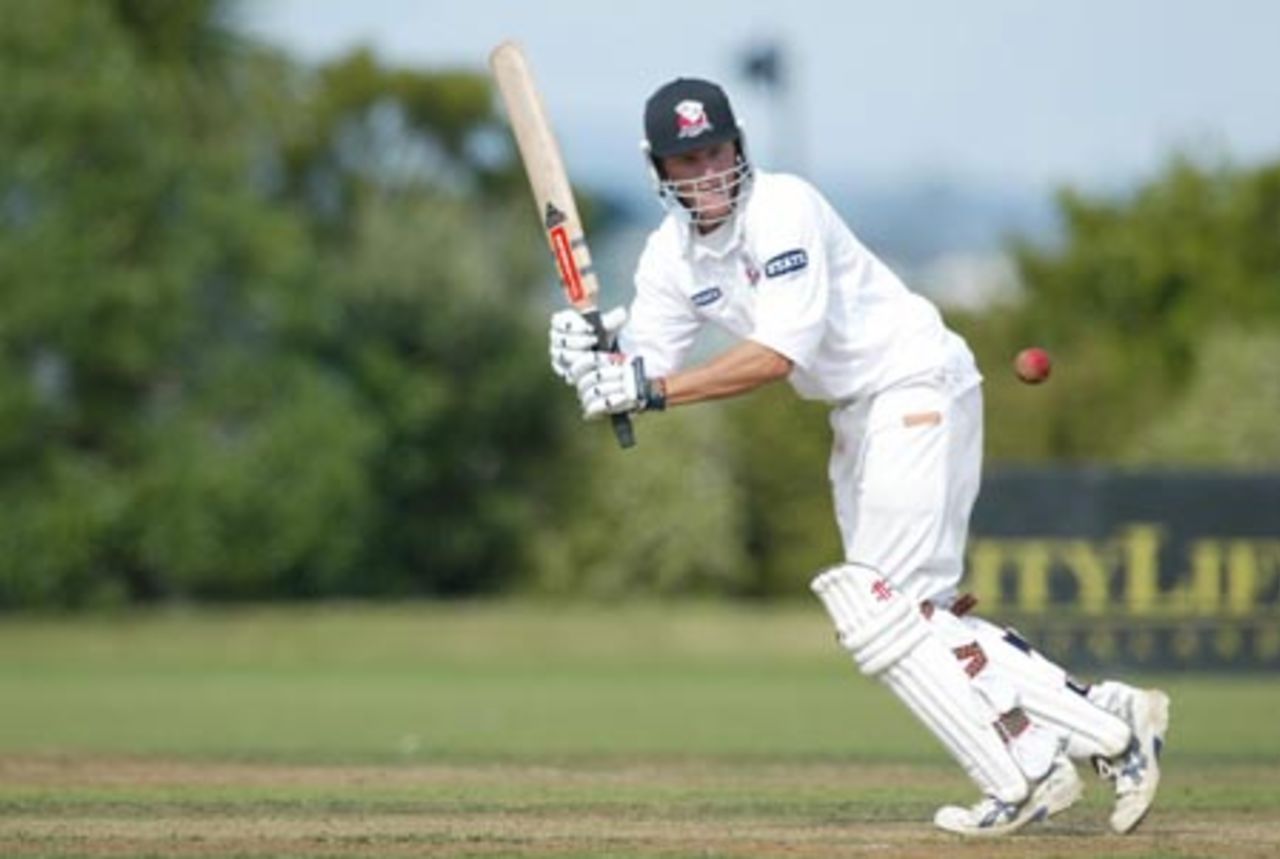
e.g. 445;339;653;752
1;602;1277;857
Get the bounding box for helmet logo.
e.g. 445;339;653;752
674;100;713;139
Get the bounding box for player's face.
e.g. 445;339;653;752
659;142;738;228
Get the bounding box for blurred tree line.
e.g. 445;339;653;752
2;1;1277;609
1;0;566;607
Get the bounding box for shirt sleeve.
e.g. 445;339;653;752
748;184;830;371
617;238;702;378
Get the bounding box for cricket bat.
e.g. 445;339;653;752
489;40;635;449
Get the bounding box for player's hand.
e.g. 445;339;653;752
548;307;627;384
574;353;666;419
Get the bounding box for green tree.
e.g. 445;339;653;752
0;0;569;606
1124;327;1280;466
0;0;320;604
313;196;562;596
724;387;841;596
958;155;1280;464
267;48;562;595
526;404;752;597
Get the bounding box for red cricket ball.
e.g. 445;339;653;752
1014;347;1052;384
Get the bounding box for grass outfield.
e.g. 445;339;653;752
0;602;1277;857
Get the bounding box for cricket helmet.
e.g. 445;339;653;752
641;78;753;227
643;78;742;158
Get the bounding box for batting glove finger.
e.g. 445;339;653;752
550;306;628;341
575;361;628;400
548;344;581;384
549;308;589;335
580;383;637;420
550;341;609;385
563;350;611;385
598;306;628;334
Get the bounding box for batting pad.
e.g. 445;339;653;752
931;611;1132;760
812;565;1028;804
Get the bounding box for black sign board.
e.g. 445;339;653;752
968;469;1280;670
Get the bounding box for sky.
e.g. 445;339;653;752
240;0;1280;203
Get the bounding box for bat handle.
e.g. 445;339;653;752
581;309;636;449
610;409;636;449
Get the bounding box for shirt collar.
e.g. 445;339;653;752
683;209;746;262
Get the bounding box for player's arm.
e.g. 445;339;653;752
659;340;792;407
574;338;792;419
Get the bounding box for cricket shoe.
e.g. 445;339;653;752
1094;688;1170;834
933;755;1083;837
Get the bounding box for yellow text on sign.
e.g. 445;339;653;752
967;525;1280;617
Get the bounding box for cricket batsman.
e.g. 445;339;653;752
548;77;1169;836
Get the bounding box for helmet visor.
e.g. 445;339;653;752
657;158;753;227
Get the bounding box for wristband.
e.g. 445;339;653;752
628;357;667;412
644;376;667;412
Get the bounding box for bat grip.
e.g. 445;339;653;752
581;309;636;449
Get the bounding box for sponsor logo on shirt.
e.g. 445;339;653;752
764;248;808;278
691;286;723;307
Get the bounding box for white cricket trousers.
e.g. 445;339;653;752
828;375;984;606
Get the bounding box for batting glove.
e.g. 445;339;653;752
574;353;666;419
548;306;627;385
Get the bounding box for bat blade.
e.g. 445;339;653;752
490;40;634;448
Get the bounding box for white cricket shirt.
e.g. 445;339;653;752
620;171;980;404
